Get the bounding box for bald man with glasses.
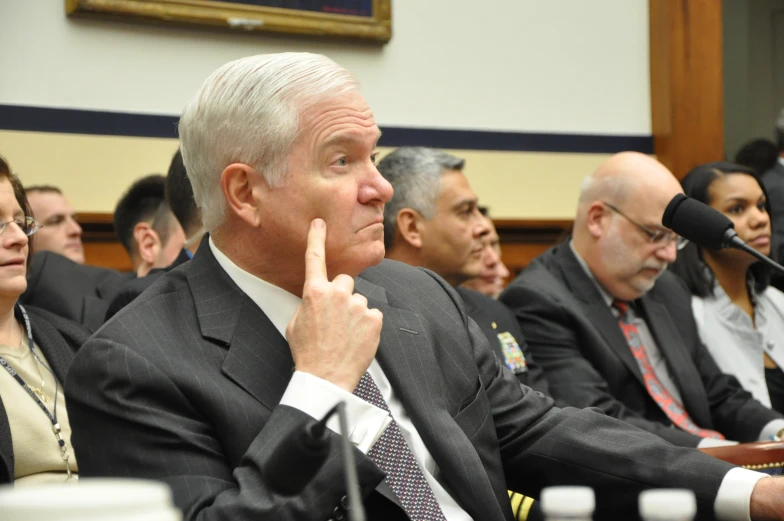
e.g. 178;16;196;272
501;152;784;447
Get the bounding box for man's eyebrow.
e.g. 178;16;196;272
452;197;478;210
322;130;383;150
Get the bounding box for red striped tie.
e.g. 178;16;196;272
613;300;724;439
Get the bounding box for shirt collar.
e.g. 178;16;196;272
569;240;616;307
208;236;301;339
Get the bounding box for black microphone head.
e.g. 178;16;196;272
661;193;735;250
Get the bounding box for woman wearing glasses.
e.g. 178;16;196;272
0;155;90;484
669;161;784;413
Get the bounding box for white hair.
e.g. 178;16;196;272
178;53;360;231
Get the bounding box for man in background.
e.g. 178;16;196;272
113;174;186;279
761;109;784;260
378;146;550;396
462;208;511;299
502;151;784;448
106;150;202;319
25;185;84;264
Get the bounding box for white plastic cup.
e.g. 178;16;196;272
540;486;595;520
639;489;697;521
0;478;182;521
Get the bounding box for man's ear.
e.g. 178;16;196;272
133;222;161;265
585;201;610;239
220;163;264;227
396;208;425;249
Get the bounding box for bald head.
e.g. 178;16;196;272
573;152;684;301
578;152;682;218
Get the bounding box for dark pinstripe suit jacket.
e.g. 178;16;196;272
501;243;782;448
65;244;736;521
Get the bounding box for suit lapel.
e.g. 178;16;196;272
25;309;74;384
638;295;712;426
187;243;294;412
556;245;645;388
357;278;503;521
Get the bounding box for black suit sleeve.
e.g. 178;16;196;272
425;273;731;521
65;337;386;521
502;282;703;447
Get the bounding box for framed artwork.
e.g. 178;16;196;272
65;0;392;43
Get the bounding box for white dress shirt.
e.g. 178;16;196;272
209;238;472;521
692;281;784;409
568;242;768;521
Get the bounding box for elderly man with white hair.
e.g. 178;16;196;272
65;54;784;521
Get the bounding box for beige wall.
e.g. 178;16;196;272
0;130;608;219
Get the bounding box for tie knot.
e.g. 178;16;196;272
613;299;630;315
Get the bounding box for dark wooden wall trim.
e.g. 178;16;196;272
77;213;572;275
79;212;133;272
650;0;725;178
495;219;573;278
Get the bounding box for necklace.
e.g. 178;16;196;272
28;346;49;404
0;306;73;479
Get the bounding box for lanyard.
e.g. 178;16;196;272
0;304;73;479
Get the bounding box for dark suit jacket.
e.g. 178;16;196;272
20;251;133;332
65;245;736;521
501;243;783;447
456;287;552;397
762;161;784;259
104;248;192;321
0;305;91;483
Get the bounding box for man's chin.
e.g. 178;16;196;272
65;250;85;264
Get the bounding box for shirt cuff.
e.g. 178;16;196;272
758;419;784;441
279;371;391;453
698;438;739;448
714;468;768;521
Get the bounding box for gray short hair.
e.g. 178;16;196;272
376;147;465;250
178;53;359;231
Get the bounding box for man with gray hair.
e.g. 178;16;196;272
65;54;784;521
378;147;485;286
761;109;784;260
378;146;551;398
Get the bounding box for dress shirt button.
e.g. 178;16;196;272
333;507;345;520
341;495;350;510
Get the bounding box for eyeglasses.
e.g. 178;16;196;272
0;217;41;237
603;202;688;250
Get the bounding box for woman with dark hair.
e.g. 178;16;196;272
669;161;784;413
0;154;90;484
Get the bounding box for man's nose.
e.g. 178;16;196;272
474;213;491;237
655;240;678;263
66;217;82;236
484;245;500;266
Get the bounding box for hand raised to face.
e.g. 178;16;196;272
286;219;384;392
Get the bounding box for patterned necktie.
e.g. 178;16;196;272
613;300;725;439
353;372;448;521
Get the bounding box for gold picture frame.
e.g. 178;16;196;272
65;0;392;43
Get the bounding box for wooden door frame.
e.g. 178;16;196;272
650;0;725;179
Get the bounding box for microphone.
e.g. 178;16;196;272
264;402;366;521
662;193;784;274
